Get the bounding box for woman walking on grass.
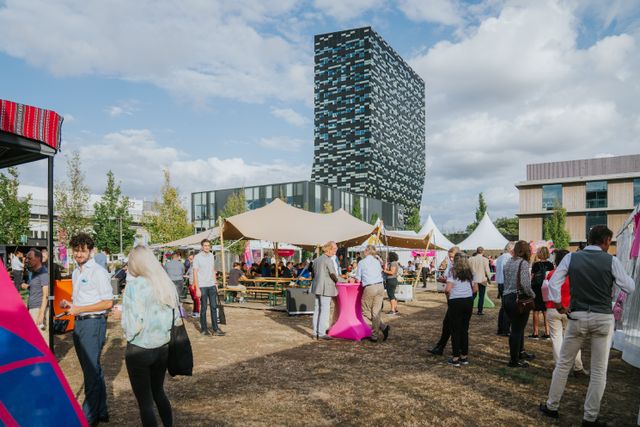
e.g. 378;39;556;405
530;246;553;340
445;253;478;367
383;252;400;315
123;245;181;427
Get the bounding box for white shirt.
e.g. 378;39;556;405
548;245;636;304
72;258;112;315
331;255;341;276
495;252;510;284
355;255;384;286
447;276;474;299
193;251;216;287
10;254;23;271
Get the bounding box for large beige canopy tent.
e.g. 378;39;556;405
151;227;220;249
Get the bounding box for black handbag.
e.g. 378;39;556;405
52;319;69;334
516;260;535;314
217;299;226;325
168;308;193;377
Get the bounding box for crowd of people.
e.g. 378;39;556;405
6;222;637;426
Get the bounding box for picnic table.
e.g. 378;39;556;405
224;277;312;306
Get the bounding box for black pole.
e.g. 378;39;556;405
47;156;55;352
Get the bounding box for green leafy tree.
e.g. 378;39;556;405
405;207;421;232
220;191;248;257
322;201;333;214
352;198;363;220
142;170;192;245
55;151;91;245
466;192;488;233
0;167;31;244
494;216;519;240
543;207;571;249
93;171;135;254
369;212;379;225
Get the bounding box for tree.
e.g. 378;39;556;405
322;201;333;214
0;167;31;244
352;198;363;220
142;170;192;245
404;207;421;232
466;192;488;233
220;191;248;257
543;207;571;249
369;212;379;225
93;171;136;254
494;216;519;240
55;151;91;245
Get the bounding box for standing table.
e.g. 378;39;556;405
328;282;371;341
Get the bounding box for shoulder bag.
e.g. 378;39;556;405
516;260;535;314
168;305;193;377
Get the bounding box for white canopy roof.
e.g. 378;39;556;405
418;215;455;250
458;213;509;251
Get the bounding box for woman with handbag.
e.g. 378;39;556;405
502;240;537;368
529;246;553;340
383;252;400;315
444;253;478;367
123;245;181;427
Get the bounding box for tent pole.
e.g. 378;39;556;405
47;156;55;352
415;231;432;288
275;242;279;278
218;216;227;289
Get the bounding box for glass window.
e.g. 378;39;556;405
266;186;272;199
586;181;607;209
634;178;640;206
315;185;321;212
586;212;607;237
542;184;562;210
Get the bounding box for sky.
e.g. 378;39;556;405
1;0;640;232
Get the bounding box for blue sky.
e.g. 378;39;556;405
2;0;640;231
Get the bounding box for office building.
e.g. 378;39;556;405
311;27;426;209
191;180;402;232
517;154;640;250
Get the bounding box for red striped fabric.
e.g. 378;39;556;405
0;99;63;150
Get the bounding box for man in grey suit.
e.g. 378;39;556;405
311;241;341;339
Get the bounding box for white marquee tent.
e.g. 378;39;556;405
418;215;455;250
458;213;509;251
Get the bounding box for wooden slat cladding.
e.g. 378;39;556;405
519;217;541;242
608;181;633;209
519;187;542;213
608;213;628;238
566;215;586;242
562;184;585;211
527;154;640;180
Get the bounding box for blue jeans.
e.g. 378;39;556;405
199;286;219;332
73;316;108;423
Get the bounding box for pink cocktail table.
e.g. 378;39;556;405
328;282;372;341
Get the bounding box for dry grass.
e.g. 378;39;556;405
55;287;640;426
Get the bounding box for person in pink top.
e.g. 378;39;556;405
545;249;587;376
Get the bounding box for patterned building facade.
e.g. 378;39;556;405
311;27;426;210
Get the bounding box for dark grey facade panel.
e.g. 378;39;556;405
527;154;640;181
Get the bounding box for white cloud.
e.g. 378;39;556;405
411;0;640;230
313;0;385;21
259;136;306;151
397;0;463;26
270;107;310;127
0;0;312;105
63;113;75;123
105;100;140;117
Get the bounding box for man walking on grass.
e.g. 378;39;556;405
193;239;225;337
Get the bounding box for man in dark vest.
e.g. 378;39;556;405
539;225;635;427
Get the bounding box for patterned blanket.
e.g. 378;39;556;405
0;99;63;150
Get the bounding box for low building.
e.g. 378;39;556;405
191;180;403;232
517;154;640;250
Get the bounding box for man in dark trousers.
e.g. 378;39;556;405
428;246;459;355
495;242;514;336
60;233;113;426
539;225;635;426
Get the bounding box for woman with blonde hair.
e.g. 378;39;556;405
444;253;478;366
122;245;180;426
530;246;553;340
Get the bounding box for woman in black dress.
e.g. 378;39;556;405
529;246;553;340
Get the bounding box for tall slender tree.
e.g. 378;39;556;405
93;171;135;254
405;207;421;232
466;192;488;233
142;170;192;244
0;167;31;244
352;197;363;220
55;151;91;245
543;207;571;249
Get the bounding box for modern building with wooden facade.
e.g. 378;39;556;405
517;154;640;251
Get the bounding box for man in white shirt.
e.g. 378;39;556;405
469;246;491;315
540;225;635;426
355;245;390;342
193;239;225;336
60;233;113;426
495;242;514;336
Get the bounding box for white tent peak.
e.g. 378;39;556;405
458;212;509;251
418;215;454;250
